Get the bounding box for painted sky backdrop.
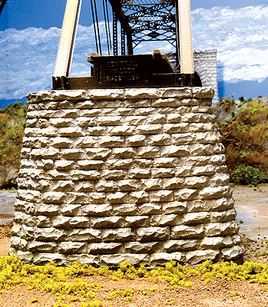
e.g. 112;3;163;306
1;0;268;107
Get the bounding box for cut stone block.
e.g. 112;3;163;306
136;227;170;242
10;87;243;267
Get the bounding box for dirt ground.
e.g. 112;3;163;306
233;185;268;239
0;236;10;257
0;185;268;307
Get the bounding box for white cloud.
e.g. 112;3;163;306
0;27;61;99
1;5;268;99
191;5;268;83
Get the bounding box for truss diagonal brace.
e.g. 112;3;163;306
53;0;82;77
177;0;194;74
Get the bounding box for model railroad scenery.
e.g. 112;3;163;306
0;97;268;307
1;0;268;305
1;96;268;190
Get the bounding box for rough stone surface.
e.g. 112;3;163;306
0;165;18;189
167;50;219;104
10;87;243;267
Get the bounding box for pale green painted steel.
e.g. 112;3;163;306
53;0;82;77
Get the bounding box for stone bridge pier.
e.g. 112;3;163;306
10;87;244;267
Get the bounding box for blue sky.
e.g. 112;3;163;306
1;0;268;107
1;0;268;31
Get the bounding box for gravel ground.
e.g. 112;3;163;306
233;185;268;239
0;190;16;225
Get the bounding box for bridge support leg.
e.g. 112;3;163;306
53;0;82;78
177;0;194;74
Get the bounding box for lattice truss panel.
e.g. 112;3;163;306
120;0;176;48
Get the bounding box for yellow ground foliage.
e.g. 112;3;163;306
0;256;268;307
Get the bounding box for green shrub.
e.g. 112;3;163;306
213;96;236;120
231;165;263;186
0;102;27;167
218;98;268;182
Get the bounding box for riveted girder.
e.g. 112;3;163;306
109;0;194;73
120;0;176;48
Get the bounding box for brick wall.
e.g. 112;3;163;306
167;50;219;104
194;49;219;104
10;87;243;267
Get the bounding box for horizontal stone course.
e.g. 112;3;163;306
11;87;243;267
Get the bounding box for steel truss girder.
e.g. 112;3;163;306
108;0;133;54
121;0;174;8
117;0;194;73
123;3;173;15
132;24;175;33
110;0;176;52
52;0;195;89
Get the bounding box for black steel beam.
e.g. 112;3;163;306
108;0;133;54
0;0;8;16
113;11;118;55
108;0;131;32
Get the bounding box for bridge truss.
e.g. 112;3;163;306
53;0;198;90
111;0;177;54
